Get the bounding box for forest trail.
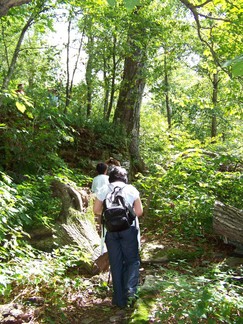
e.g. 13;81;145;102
1;236;235;324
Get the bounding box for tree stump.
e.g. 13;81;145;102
213;201;243;250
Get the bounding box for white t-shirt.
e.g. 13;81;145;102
96;181;139;206
91;174;109;195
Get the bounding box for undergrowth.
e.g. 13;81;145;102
132;261;243;323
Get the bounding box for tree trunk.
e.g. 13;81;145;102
85;36;94;117
106;35;118;120
64;19;72;113
1;14;34;91
65;20;84;111
164;54;172;129
0;2;46;106
211;72;219;138
213;201;243;245
103;57;109;118
115;50;146;174
114;15;148;174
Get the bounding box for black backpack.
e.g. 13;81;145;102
102;186;136;232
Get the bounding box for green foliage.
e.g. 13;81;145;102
15;175;61;228
107;0;141;10
0;172;60;265
0;1;242;321
0;172;27;242
0;169;92;239
139;108;242;239
223;55;243;77
61;117;128;167
139;146;242;238
137;262;243;323
0;245;91;302
166;247;204;262
0;92;75;174
84;118;128;153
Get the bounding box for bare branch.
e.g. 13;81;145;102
198;13;231;22
179;0;230;73
194;0;212;9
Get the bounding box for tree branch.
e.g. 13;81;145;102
179;0;230;73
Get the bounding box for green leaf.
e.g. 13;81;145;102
16;101;26;113
232;60;243;77
223;55;243;76
107;0;116;6
26;111;34;119
124;0;140;10
21;96;34;108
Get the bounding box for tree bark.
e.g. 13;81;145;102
213;201;243;245
85;35;94;117
114;15;147;174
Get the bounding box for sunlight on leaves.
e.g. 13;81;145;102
16;101;26;113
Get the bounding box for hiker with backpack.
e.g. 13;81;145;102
93;166;143;308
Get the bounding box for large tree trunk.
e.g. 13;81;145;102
114;10;147;174
213;201;243;246
115;49;146;174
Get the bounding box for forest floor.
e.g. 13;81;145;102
44;239;241;324
1;233;239;324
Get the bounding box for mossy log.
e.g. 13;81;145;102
213;201;243;246
28;180;108;273
51;179;89;223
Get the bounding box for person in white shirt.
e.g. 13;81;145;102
93;166;143;308
91;162;109;195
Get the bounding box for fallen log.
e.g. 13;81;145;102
213;201;243;248
28;180;109;274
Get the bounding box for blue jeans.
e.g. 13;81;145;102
105;225;140;307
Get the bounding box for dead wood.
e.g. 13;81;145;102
27;180;108;274
213;201;243;245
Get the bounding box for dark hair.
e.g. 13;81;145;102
96;162;108;174
105;157;121;166
109;166;128;184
